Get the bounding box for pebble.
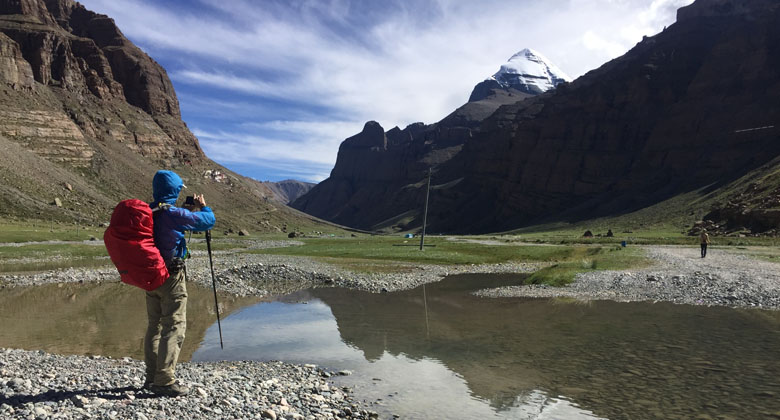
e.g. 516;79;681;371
0;348;365;419
476;246;780;310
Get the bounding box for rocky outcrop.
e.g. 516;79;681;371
0;109;92;165
0;0;180;116
0;32;33;88
0;0;313;232
696;180;780;236
0;0;201;165
295;0;780;233
0;0;54;25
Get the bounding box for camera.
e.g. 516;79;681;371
184;196;196;206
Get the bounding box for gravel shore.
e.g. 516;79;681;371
476;245;780;310
3;241;778;309
0;348;374;420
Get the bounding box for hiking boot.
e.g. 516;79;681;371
150;382;189;397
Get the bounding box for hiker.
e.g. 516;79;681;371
699;229;710;258
144;170;215;397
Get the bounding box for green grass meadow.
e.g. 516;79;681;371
0;219;761;287
0;220;105;243
248;235;651;285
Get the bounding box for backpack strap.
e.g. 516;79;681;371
151;202;172;213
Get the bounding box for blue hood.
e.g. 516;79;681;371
152;170;184;205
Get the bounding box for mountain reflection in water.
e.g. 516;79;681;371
194;273;780;419
0;282;260;361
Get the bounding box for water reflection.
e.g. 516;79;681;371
0;282;260;361
3;274;779;419
195;274;780;419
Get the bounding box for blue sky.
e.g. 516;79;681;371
79;0;692;183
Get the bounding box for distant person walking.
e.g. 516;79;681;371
145;170;215;397
699;229;710;258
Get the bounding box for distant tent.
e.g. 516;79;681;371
405;233;415;238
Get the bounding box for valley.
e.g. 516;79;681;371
2;0;780;419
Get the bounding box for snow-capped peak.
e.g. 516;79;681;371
490;48;571;94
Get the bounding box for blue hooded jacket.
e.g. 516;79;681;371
150;170;216;261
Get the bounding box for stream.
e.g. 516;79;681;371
1;274;779;418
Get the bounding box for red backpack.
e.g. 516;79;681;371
104;199;169;291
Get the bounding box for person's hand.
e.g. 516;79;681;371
194;193;207;207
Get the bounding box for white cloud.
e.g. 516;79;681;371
191;120;360;182
193;128;338;165
582;30;628;58
174;71;293;100
580;0;694;61
80;0;691;181
240;120;363;142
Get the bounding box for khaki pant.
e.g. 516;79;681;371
144;267;187;386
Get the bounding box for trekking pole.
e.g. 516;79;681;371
205;230;224;349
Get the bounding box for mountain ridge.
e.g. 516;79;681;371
289;48;570;229
469;48;570;102
294;0;780;234
0;0;326;233
263;179;315;205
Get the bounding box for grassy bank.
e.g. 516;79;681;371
526;246;649;286
0;242;111;273
247;236;572;265
0;222;691;285
248;236;651;286
0;220;104;243
496;225;780;247
0;221;255;274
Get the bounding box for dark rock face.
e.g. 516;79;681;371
468;79;504;103
295;0;780;233
443;0;780;233
291;88;529;231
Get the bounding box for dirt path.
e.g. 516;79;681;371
477;245;780;310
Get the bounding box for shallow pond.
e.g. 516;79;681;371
0;281;260;362
2;274;779;419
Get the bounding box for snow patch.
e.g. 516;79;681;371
489;48;571;94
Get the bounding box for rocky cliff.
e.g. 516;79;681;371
291;52;556;229
0;0;198;164
0;0;320;232
294;0;780;233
